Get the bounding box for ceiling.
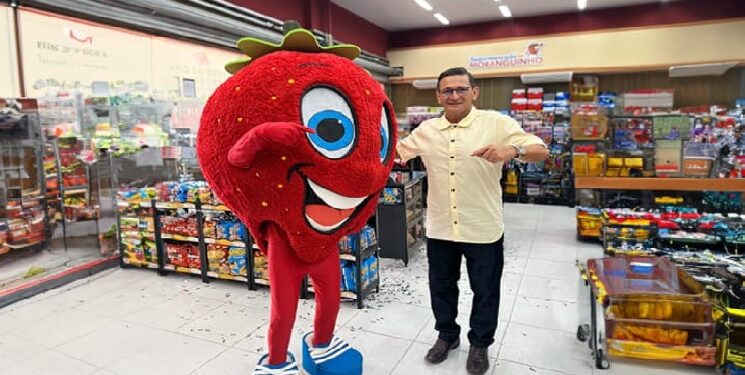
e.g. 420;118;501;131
331;0;674;31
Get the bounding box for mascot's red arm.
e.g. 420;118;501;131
228;123;314;169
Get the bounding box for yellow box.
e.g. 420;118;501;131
608;158;624;168
625;158;644;168
588;154;605;177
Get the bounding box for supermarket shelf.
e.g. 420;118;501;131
121;230;154;239
4;239;44;249
122;258;158;269
339;254;355;261
206;271;248;282
63;188;88;196
155;201;195;209
340;279;379;300
118;200;152;208
164;265;202;275
201;204;231;211
204;238;245;247
161;233;199;243
575;177;745;192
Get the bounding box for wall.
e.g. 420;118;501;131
229;0;387;57
388;19;745;80
0;5;19;97
391;68;745;114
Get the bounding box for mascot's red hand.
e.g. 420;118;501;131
228;122;314;169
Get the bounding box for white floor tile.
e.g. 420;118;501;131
345;302;430;340
504;256;528;274
57;321;225;374
74;284;171;319
510;296;580;334
414;317;504;359
124;293;226;331
0;302;57;334
529;245;577;263
11;307;117;348
491;359;570;375
0;333;48;366
502;272;522;296
190;348;261;375
335;326;413;374
177;302;269;346
518;275;582;303
499;323;594;375
3;349;98;375
524;258;581;280
391;341;484;375
576;245;604;262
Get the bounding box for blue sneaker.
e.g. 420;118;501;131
253;352;300;375
301;332;362;375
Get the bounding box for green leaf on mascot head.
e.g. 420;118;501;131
225;21;360;74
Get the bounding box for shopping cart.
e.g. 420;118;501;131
577;256;717;370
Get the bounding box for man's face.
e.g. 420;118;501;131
436;74;479;115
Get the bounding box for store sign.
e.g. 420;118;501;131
468;41;544;69
19;10;153;97
151;37;239;99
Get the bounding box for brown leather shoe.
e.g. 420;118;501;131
425;338;460;364
466;346;489;374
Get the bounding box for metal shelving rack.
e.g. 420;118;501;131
0;99;51;253
377;168;425;266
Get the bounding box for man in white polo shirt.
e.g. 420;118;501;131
396;67;549;375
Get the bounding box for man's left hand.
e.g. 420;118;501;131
471;145;517;163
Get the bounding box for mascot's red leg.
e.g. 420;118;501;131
307;251;341;346
266;222;307;365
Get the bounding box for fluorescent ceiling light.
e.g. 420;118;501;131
493;0;502;2
433;13;450;25
578;0;587;10
498;5;512;17
413;0;433;11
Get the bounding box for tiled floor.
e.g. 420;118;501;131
0;204;713;374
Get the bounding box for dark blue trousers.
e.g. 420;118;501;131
426;236;505;348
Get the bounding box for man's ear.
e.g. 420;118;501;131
435;89;442;105
472;86;480;101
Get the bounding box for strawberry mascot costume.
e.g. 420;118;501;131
197;21;396;375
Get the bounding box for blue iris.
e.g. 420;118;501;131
306;109;355;153
380;126;389;162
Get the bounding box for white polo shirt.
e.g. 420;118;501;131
397;107;544;243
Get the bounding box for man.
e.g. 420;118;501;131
396;67;549;374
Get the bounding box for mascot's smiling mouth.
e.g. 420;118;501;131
303;177;371;233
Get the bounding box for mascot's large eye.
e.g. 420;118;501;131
380;105;392;163
301;87;356;159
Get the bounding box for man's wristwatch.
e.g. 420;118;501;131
511;145;527;160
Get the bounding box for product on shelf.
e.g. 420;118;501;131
165;242;200;269
253;251;269;281
161;216;198;237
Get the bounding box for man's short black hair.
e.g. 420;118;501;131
437;67;476;89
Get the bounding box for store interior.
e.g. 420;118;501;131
1;0;745;374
